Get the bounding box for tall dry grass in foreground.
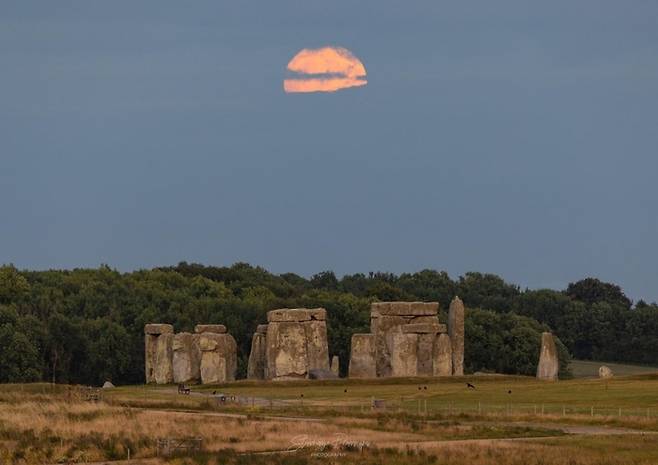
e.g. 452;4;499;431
0;398;426;464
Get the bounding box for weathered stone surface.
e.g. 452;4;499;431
409;315;441;325
371;302;438;317
256;324;269;334
390;333;418;377
172;332;201;384
402;323;447;334
349;334;376;378
144;323;174;335
536;332;559;381
153;333;174;384
372;314;409;377
247;332;266;380
199;333;237;384
448;296;465;376
194;324;227;334
416;333;435;376
599;365;613;379
433;333;453;376
304;320;330;372
267;308;326;322
265;321;308;379
330;355;339;376
308;368;338;380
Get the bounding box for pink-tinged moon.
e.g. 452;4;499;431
284;46;367;93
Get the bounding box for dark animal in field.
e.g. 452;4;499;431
508;390;512;394
466;383;476;389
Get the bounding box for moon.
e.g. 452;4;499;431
284;46;367;94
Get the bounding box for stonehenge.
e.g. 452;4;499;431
246;308;330;380
144;323;237;385
348;300;464;378
145;299;570;384
536;332;559;381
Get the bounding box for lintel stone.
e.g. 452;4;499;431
401;323;447;334
144;323;174;335
194;324;227;334
267;308;326;322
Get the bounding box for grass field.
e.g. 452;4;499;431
570;359;658;378
3;373;658;464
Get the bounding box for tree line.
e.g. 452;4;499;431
1;262;655;385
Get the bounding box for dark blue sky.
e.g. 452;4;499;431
2;1;657;301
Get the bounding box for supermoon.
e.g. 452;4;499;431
284;46;367;93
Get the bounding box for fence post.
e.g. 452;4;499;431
591;406;594;417
478;401;481;415
562;406;566;416
619;407;622;417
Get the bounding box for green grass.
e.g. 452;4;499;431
104;373;658;418
570;359;658;378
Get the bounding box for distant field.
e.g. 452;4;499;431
570;360;658;378
4;375;658;464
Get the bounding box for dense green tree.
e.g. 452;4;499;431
566;278;632;309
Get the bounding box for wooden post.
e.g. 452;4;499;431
619;407;622;417
562;406;566;416
591;406;594;417
478;401;482;415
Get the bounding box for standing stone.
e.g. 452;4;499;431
536;332;559;381
371;302;439;378
448;296;465;376
390;333;418;377
304;320;330;372
598;365;613;379
199;333;237;384
330;355;340;376
416;333;435;376
144;324;174;384
432;333;453;376
247;331;267;380
264;308;329;380
349;334;376;378
172;332;201;384
265;321;309;379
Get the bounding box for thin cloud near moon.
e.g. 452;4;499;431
284;46;367;93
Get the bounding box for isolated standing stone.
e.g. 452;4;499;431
536;332;559;381
448;296;465;376
247;331;267;380
598;365;613;379
390;333;418;377
330;355;340;376
144;324;174;384
433;333;453;376
172;332;201;384
349;334;376;378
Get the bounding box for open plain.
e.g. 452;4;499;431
2;372;658;465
